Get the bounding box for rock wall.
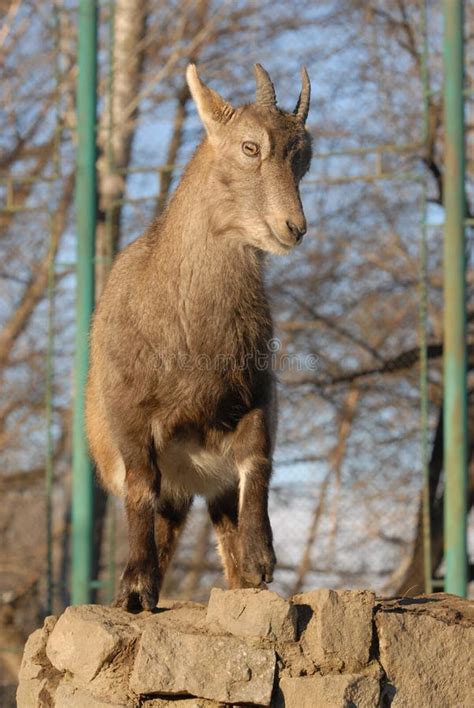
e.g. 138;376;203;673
17;588;473;707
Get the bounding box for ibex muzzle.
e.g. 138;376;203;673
86;64;312;611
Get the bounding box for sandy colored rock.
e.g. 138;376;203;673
278;673;380;708
18;630;46;683
17;615;59;708
277;639;316;678
17;591;474;708
142;699;223;707
130;623;276;705
46;605;139;685
18;615;57;681
376;594;474;708
207;587;297;642
17;678;50;708
80;643;138;705
293;588;375;672
146;601;208;634
54;680;130;707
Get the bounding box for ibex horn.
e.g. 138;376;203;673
254;64;277;109
294;66;311;124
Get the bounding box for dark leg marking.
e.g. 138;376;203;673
208;488;243;589
155;495;193;591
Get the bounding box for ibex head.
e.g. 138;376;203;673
186;64;312;255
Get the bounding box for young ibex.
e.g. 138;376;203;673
86;64;311;611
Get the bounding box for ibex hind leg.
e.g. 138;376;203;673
155;494;193;594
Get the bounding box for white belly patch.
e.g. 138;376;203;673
157;432;238;500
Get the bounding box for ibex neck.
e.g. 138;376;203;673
148;141;270;348
161;142;232;243
156;141;264;277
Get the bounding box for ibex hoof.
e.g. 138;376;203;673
241;568;274;587
114;563;159;613
239;541;276;587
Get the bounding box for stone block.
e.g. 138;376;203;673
17;615;59;708
46;605;139;685
18;615;57;681
142;699;222;707
376;595;474;707
129;623;276;705
278;673;380;708
207;588;297;642
293;589;375;672
54;680;130;707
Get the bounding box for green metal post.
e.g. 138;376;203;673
71;0;98;605
443;0;467;597
419;0;432;595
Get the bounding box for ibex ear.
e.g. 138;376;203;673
186;64;234;138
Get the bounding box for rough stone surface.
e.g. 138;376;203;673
17;615;60;708
376;594;474;708
142;700;222;707
18;615;57;681
85;604;209;705
293;588;375;672
277;673;380;708
130;622;276;705
17;678;50;708
207;587;297;642
46;605;139;685
54;681;129;707
16;590;474;708
276;639;316;678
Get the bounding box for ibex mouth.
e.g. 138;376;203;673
266;223;297;251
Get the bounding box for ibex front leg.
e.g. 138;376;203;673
234;409;276;587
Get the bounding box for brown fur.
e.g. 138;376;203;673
86;64;311;610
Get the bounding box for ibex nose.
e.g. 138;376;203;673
286;220;307;243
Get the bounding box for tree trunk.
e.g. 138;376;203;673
394;392;474;596
96;0;150;295
92;0;150;600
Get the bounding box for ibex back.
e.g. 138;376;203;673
86;64;312;611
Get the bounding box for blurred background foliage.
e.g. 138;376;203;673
0;0;473;699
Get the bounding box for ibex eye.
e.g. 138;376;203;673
242;141;260;157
